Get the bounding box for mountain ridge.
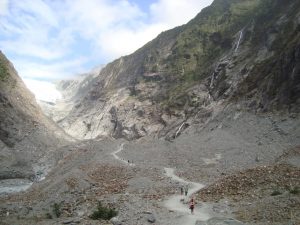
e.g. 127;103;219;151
51;0;299;140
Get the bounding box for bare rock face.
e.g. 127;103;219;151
0;52;71;181
44;0;300;141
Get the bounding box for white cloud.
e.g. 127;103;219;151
150;0;214;27
97;24;166;59
0;0;8;15
0;39;67;60
65;0;214;60
14;57;88;80
23;79;62;103
0;0;71;61
12;0;58;27
101;0;214;58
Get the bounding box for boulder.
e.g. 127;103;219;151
110;217;122;225
146;213;156;223
62;219;73;224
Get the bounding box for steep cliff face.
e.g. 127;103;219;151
0;52;71;180
58;0;300;140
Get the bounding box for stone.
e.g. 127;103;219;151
72;218;81;224
146;213;156;223
110;217;122;225
62;219;73;224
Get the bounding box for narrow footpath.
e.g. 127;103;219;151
111;143;242;225
164;168;212;225
111;143;135;166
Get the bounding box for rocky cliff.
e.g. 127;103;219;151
55;0;300;140
0;52;72;180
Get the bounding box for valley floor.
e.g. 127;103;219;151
0;111;299;225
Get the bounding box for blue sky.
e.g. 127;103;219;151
0;0;213;101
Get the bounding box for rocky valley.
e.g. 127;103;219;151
0;0;299;225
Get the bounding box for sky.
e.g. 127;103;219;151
0;0;213;102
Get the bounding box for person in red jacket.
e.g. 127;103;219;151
189;197;195;214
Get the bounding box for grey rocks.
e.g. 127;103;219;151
110;217;122;225
62;218;81;224
146;213;156;223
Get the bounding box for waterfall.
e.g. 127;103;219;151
175;122;186;138
235;30;243;52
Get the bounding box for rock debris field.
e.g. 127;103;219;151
0;112;299;225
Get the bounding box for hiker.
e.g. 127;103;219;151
184;185;188;196
180;186;184;195
128;160;130;163
189;197;195;214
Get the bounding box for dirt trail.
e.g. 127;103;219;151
111;143;135;166
111;143;214;224
164;168;212;224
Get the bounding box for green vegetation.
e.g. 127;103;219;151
289;187;299;195
0;57;9;82
270;186;299;196
138;0;289;110
89;202;118;220
45;212;53;219
270;190;282;196
52;203;61;218
166;0;264;75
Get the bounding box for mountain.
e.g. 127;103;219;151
0;52;72;181
56;0;300;140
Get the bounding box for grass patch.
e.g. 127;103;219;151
89;202;118;220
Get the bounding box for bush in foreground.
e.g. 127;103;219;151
89;202;118;220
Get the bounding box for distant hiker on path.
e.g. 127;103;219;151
180;186;184;195
189;197;195;214
184;185;189;196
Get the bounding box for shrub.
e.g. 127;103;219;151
45;213;53;219
289;187;299;195
53;203;61;218
89;202;118;220
270;190;282;196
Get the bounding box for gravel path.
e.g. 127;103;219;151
111;143;135;166
164;168;212;224
113;142;214;225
